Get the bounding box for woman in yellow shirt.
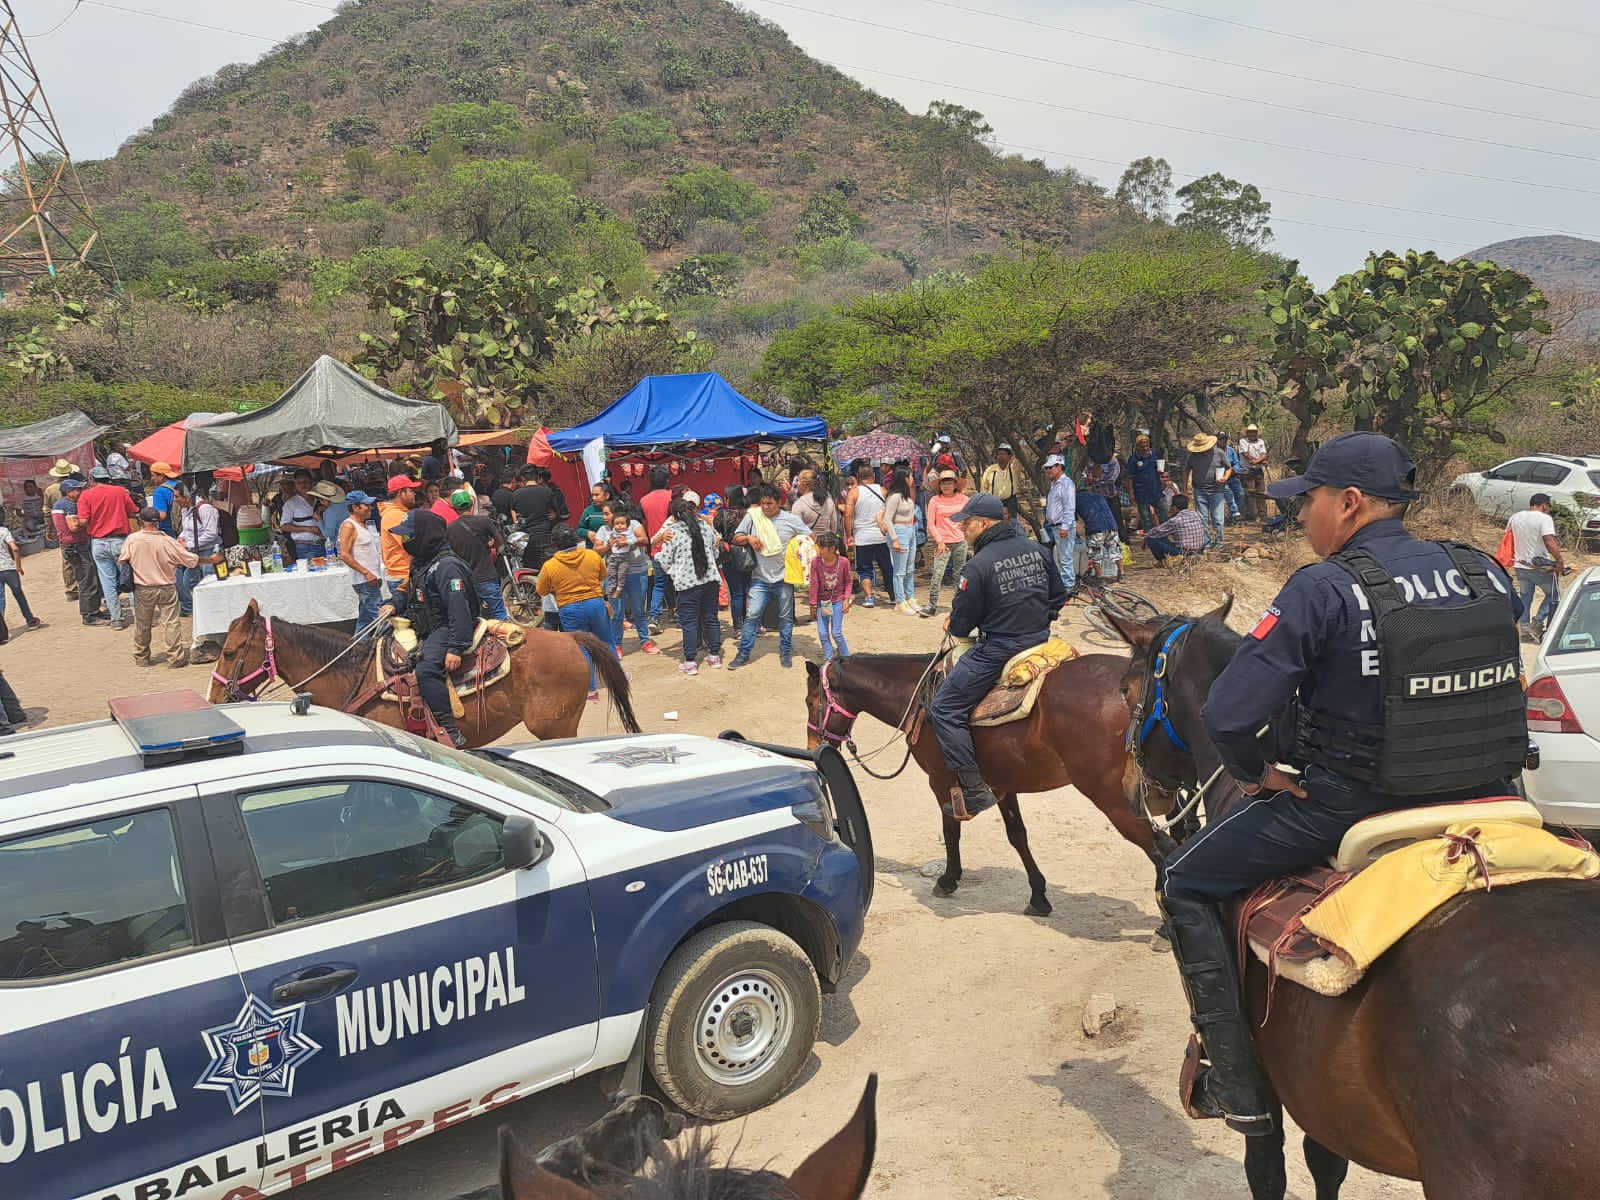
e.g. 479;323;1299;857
536;525;609;699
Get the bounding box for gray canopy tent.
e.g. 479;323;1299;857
181;355;457;473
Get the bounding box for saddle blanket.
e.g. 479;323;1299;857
377;618;523;701
971;638;1079;727
1242;809;1600;999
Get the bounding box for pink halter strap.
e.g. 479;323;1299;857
807;659;858;745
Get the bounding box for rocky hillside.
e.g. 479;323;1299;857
1468;236;1600;336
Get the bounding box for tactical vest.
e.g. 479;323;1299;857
1295;542;1527;796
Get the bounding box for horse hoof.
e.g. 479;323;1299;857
1025;899;1053;917
932;879;958;898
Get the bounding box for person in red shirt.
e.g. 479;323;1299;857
77;467;138;627
638;465;673;633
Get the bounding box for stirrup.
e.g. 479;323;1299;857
1178;1035;1275;1136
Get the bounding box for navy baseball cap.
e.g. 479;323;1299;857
1267;432;1418;502
951;493;1006;522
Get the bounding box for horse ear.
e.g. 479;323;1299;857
806;659;821;680
1104;609;1160;651
244;598;260;620
1204;592;1234;626
499;1127;602;1200
787;1075;877;1200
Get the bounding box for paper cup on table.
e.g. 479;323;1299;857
247;560;262;577
1156;458;1166;472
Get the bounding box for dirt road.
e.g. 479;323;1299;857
2;549;1420;1199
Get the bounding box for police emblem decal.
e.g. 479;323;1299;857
590;745;694;768
195;994;322;1114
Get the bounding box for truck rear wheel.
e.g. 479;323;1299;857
646;920;821;1119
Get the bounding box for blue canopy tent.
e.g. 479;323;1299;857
547;372;826;454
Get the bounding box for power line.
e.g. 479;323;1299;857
826;59;1600;200
1385;0;1600;41
1112;0;1600;103
744;0;1598;163
914;0;1600;136
79;1;285;44
23;1;82;38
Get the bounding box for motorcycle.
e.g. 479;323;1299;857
492;516;542;625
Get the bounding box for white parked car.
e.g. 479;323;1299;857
1524;566;1600;829
1452;454;1600;542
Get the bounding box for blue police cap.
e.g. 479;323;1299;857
1266;432;1417;502
950;492;1006;522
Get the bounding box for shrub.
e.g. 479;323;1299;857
665;166;770;223
698;46;751;78
657;254;741;301
796;192;864;244
634;195;691;251
165;255;283;307
656;55;697;91
325;115;380;147
204;140;251;165
795;236;875;274
619;77;648;105
691;219;744;255
413;101;525;154
447;71;501;103
693;97;725;130
608;110;672;151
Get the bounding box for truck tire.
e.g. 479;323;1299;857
646;920;821;1119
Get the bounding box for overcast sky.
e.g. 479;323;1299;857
21;0;1600;282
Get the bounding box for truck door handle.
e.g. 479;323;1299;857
273;967;358;1004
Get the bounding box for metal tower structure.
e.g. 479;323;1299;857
0;1;115;300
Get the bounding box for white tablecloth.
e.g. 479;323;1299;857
192;566;361;637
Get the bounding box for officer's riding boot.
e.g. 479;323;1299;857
953;765;999;819
1158;893;1276;1137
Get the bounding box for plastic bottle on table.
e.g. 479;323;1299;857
270;545;283;573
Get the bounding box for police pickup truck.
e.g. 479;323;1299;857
0;693;872;1200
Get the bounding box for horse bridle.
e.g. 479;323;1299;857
807;659;859;748
213;614;279;703
1125;619;1237;840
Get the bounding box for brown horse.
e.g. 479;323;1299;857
1112;600;1600;1199
803;653;1155;915
454;1080;876;1200
207;599;640;742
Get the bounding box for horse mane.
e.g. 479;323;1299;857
271;616;376;692
583;1133;797;1200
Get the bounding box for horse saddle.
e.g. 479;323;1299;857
968;638;1079;727
376;618;523;701
1237;798;1599;1006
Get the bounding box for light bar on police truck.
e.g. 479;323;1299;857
108;690;245;767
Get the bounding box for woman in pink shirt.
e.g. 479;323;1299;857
808;533;853;662
921;469;969;617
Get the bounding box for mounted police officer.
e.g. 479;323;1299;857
1160;432;1526;1135
379;509;477;748
929;492;1068;820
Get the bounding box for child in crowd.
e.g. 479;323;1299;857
809;532;853;662
603;509;637;600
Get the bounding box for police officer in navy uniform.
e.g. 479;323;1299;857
929;492;1068;819
1159;432;1527;1134
379;510;477;748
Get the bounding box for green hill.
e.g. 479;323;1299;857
27;0;1116;430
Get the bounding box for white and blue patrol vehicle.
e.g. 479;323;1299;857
0;694;872;1200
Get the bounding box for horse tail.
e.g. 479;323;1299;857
571;630;642;733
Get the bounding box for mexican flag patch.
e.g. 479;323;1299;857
448;577;465;592
1249;606;1280;640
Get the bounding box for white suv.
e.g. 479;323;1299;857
1452;454;1600;542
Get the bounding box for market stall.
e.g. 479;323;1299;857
191;564;359;637
182;355;457;472
0;410;104;504
548;372;827;497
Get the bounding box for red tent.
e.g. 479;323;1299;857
527;426;587;511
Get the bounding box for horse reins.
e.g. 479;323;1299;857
213;612;386;704
808;645;950;780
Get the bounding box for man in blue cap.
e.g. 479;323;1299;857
927;491;1068;819
1154;432;1527;1136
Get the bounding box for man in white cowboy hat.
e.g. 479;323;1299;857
1184;432;1232;550
43;458;79;599
1238;422;1269;520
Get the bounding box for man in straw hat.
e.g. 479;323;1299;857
43;458;79;600
1184;432;1232;550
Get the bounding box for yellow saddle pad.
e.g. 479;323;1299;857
1252;819;1600;998
971;638;1079;727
